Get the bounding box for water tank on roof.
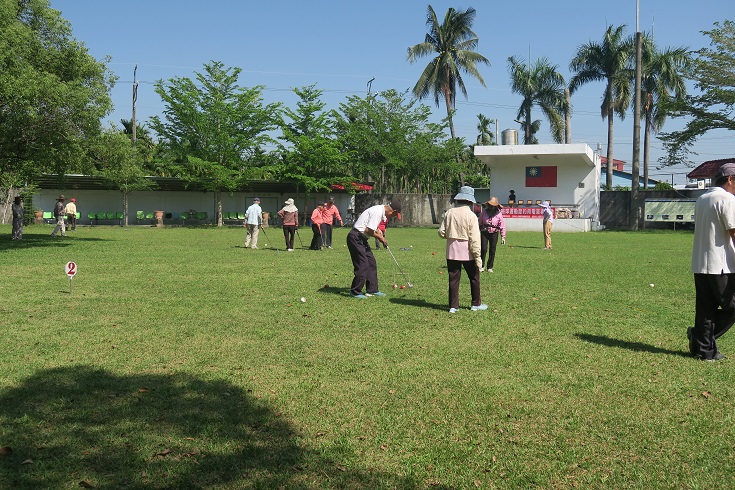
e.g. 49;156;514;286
501;129;517;145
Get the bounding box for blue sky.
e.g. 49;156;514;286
50;0;734;184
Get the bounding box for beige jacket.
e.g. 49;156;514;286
438;204;482;266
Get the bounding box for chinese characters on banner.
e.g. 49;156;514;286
501;207;553;218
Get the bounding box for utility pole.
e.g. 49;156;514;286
132;65;139;145
630;0;642;230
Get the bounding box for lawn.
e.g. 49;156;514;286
1;224;733;489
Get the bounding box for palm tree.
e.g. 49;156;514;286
569;24;633;189
514;117;541;144
508;56;567;144
639;38;689;187
476;114;494;145
407;5;490;139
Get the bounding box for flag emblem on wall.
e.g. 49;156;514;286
526;166;557;187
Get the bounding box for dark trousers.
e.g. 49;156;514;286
480;231;499;269
447;259;481;309
322;222;333;247
310;224;322;250
692;273;735;359
347;229;378;295
282;225;296;249
66;213;76;230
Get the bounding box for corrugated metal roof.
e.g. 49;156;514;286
687;158;735;179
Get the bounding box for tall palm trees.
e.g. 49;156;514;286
407;5;490;139
640;40;689;187
508;56;567;144
570;25;633;189
476;114;494;145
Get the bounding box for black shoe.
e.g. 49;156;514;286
687;327;693;340
708;352;726;361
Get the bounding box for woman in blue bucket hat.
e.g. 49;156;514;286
438;186;488;313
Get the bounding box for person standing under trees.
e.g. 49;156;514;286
65;197;77;231
309;204;325;250
374;216;388;250
478;197;506;272
540;201;554;249
321;197;343;249
347;199;402;298
439;186;487;313
277;198;299;252
689;163;735;361
51;195;66;237
244;197;262;249
11;196;23;241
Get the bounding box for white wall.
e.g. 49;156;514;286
34;189;353;225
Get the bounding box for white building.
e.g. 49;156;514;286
474;143;603;232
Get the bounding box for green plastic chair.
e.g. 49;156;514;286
116;212;124;219
106;212;114;220
42;211;53;220
196;212;207;220
237;212;246;220
96;212;106;220
145;212;153;220
136;211;144;220
87;212;96;220
180;212;189;220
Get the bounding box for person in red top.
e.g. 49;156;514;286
320;197;343;249
374;216;388;249
309;204;325;250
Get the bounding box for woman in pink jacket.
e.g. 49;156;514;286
309;204;325;250
478;196;506;272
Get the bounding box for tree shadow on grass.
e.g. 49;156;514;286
0;366;417;489
575;333;691;358
0;234;105;251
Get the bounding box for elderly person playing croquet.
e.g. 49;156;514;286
438;186;487;313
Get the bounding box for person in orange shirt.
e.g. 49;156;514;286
320;197;343;249
309;204;325;250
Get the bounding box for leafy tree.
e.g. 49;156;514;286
0;0;115;186
570;25;633;189
120;119;157;173
150;61;281;226
638;38;689;186
335;89;464;194
407;5;490;139
508;56;567;144
660;20;735;166
91;127;152;225
277;85;349;193
475;114;494;145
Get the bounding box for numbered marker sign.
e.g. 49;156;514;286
65;261;77;278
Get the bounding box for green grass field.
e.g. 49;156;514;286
1;224;733;489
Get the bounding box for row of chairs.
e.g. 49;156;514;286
89;212;124;221
42;211;81;224
223;211;245;220
133;211;208;221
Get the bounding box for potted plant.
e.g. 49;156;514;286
34;209;43;219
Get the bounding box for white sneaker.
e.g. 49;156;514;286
470;304;488;311
449;308;459;313
488;268;493;273
287;249;294;252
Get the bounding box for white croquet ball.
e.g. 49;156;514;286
300;297;306;302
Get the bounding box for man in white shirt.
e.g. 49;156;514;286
244;197;263;249
690;163;735;361
346;199;401;298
